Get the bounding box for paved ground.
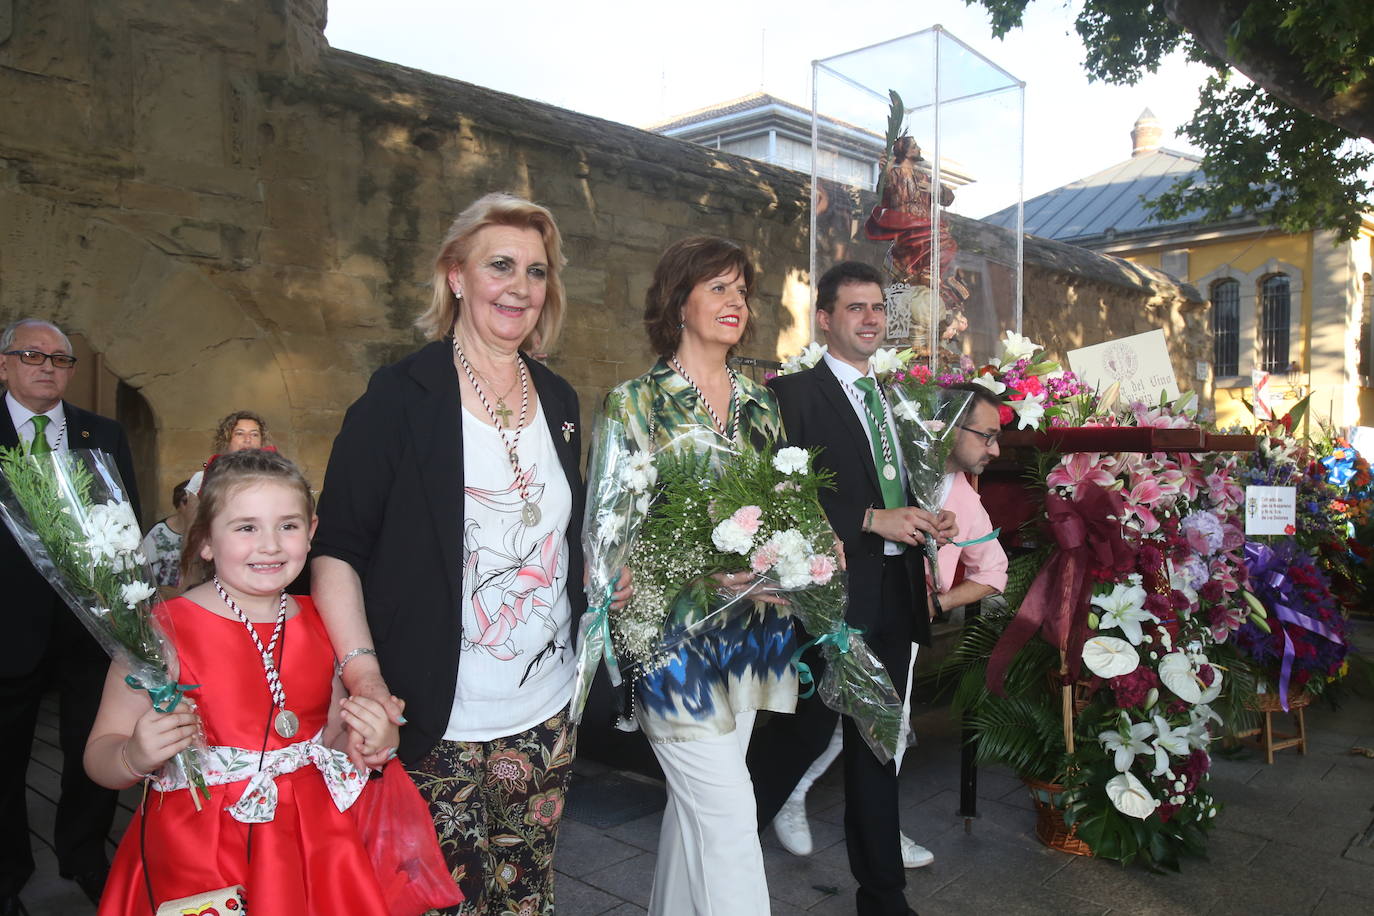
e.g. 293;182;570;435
19;621;1374;915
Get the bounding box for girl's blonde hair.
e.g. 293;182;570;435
414;192;568;351
179;449;315;587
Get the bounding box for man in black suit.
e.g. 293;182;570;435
749;263;954;916
0;319;138;914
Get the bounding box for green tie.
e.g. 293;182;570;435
853;378;903;509
29;415;52;455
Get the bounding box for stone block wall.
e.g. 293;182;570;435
0;0;1201;520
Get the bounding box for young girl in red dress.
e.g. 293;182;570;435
84;449;399;915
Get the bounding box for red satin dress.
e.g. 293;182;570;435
99;596;389;916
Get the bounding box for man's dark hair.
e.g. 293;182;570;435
816;261;884;313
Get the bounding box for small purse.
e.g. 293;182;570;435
154;884;247;915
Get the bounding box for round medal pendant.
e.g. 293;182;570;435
521;500;541;527
274;709;299;739
882;463;897;481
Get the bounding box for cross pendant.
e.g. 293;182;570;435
494;401;513;426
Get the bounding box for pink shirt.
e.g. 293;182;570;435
935;473;1008;595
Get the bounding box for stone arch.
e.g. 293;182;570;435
0;187;292;519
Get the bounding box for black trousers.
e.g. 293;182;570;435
0;605;117;895
749;555;914;916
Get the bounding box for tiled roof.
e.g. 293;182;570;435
984;148;1209;243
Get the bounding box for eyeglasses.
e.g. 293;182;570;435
958;425;1000;446
3;349;78;369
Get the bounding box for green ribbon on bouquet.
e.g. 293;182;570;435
790;623;865;699
125;674;200;713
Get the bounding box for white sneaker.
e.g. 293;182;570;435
900;832;934;868
773;797;814;857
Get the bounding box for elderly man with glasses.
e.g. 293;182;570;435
0;318;139;915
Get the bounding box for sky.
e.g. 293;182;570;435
323;0;1213;205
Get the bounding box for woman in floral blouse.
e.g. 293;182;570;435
603;236;796;915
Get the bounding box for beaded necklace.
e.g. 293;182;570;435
214;578;298;738
454;342;541;527
670;356;741;445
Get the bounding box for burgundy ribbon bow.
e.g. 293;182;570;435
987;484;1135;696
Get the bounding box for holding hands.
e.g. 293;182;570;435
340;693;403;771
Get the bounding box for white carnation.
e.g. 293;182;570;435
711;519;754;555
772;447;809;475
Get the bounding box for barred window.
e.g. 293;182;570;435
1259;274;1290;373
1210;278;1240;377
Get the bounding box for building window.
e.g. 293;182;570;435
1210;278;1240;377
1259;273;1290;373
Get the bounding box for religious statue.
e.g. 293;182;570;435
864;136;970;354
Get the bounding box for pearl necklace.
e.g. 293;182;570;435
214;578;298;738
454;342;542;527
670;356;741;445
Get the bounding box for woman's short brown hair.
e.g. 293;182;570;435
643;236;756;357
212;410;268;453
416;192;568;351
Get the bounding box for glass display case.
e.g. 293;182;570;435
811;26;1024;370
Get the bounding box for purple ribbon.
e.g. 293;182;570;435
1244;541;1346;710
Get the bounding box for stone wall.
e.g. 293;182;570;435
0;0;1201;519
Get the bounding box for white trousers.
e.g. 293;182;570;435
648;710;770;916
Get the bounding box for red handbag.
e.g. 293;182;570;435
350;759;464;916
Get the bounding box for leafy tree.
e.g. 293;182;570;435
970;0;1374;240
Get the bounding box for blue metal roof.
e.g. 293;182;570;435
985;148;1205;242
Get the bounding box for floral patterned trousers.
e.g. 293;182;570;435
409;706;577;916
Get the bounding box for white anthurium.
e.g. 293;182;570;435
970;372;1008;396
999;329;1041;366
1080;636;1140;679
1187;705;1223;750
1099;717;1154;772
1105;772;1159;819
1090;581;1156;645
1157;651;1202;704
1150;715;1193;776
1197;661;1223;704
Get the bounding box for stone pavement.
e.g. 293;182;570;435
18;621;1374;915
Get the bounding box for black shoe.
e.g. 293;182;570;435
0;893;30;916
59;867;108;906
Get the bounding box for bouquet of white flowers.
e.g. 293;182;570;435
615;433;905;761
0;447;209;803
885;382;973;606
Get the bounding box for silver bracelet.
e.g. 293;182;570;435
335;647;378;677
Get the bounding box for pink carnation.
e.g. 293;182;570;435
808;554;837;585
750;543;780;574
731;505;763;535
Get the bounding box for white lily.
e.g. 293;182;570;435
970;372;1007;395
999;329;1040;366
1150;715;1192;776
1010;391;1047;430
1090;581;1156;645
870;347;907;375
1099;717;1154;772
1187;704;1223;750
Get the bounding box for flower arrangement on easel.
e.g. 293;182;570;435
942;396;1262;870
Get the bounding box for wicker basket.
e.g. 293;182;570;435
1023;777;1094;857
1247;689;1312;713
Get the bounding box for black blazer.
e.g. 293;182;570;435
312;340;587;763
0;399;139;677
768;361;931;647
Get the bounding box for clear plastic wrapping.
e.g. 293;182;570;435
885;383;974;595
610;430;905;762
0;448;208;802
